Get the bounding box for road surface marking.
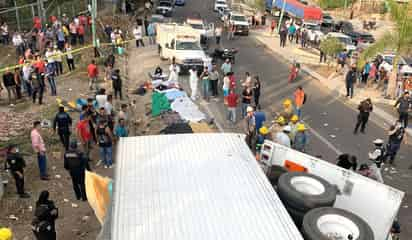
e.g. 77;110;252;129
302;116;343;155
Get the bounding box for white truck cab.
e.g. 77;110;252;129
186;18;214;44
260;140;404;240
156;23;209;73
229;12;249;35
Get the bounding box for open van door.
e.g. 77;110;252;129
161;38;174;60
206;23;215;38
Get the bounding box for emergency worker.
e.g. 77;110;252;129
368;139;386;183
64;140;88;201
280;99;294;122
5;145;30;198
32;191;58;240
53;106;72;150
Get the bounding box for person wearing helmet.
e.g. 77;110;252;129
293;123;308;152
270;116;286;136
288;114;299;143
280;98;294;122
256;126;271;154
275;125;291;148
368;139;385;183
244;106;256;151
64;140;88;201
0;227;12;240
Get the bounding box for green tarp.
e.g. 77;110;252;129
152;92;171;117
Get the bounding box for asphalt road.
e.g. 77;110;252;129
168;0;412;237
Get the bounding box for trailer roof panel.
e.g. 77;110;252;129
111;133;303;240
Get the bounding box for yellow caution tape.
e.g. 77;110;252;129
0;38;135;74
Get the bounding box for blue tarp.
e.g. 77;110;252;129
272;0;304;18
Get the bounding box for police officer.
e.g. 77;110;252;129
53;106;72;150
64;140;88;201
5;145;30;198
368;139;385;183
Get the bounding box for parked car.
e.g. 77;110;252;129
334;20;354;34
156;0;173;17
325;32;356;52
229;12;250;35
302;21;324;40
175;0;186;6
214;0;228;11
346;31;375;46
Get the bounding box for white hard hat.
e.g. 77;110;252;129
373;139;384;145
283;125;292;132
246;106;254;113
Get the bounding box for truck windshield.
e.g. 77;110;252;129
159;2;171;7
176;41;201;50
190;24;204;30
232;15;246;22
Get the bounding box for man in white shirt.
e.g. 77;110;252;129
215;26;222;45
168;57;180;82
133;25;144;47
275;125;292;148
12;32;24;56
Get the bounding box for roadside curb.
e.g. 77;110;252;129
251;30;412;137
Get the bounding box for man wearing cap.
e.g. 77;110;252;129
368;139;385;183
244;106;256;150
256;126;270;154
5;145;30;198
345;64;357;98
275;125;292;148
64;140;88;201
394;91;411;128
386;121;407;166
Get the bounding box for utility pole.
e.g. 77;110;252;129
14;0;20;32
38;0;45;23
277;0;286;32
91;0;98;57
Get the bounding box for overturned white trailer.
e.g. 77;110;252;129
260;140;405;240
111;133;303;240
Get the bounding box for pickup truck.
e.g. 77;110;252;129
156;23;209;73
229;12;249;35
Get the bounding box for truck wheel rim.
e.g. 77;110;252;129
290;176;325;195
316;214;360;240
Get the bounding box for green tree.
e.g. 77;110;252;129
320;37;344;67
358;0;412;98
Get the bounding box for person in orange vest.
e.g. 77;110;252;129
294;86;305;118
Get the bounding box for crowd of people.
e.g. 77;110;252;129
0;9;136;239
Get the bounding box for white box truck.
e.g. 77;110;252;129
156;23;209;73
260;140;405;240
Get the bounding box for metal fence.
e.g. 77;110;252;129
0;0;107;32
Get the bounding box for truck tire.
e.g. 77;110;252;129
266;166;288;187
302;207;374;240
277;172;337;212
